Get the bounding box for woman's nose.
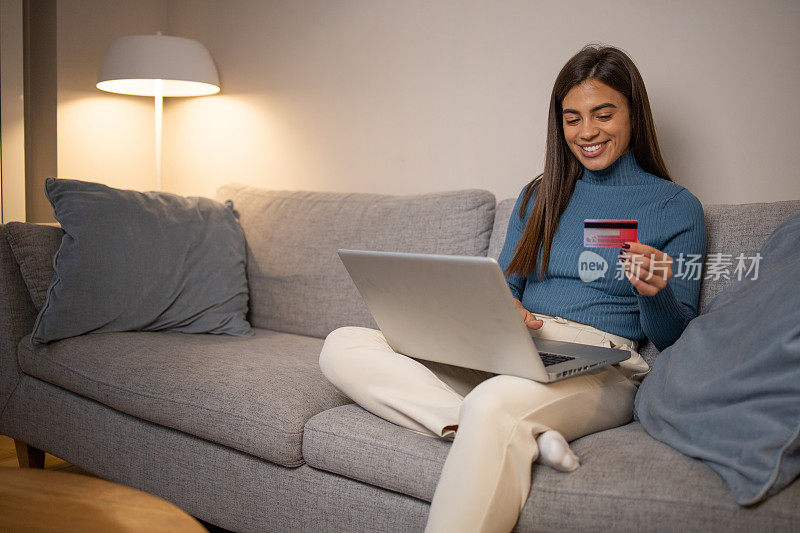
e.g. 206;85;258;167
580;123;599;139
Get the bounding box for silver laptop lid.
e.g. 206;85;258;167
338;249;550;380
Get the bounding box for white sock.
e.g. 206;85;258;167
535;430;580;472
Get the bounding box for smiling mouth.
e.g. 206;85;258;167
579;141;609;157
581;141;608;153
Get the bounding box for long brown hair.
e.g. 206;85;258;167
506;44;672;280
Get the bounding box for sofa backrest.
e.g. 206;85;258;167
217;185;496;339
698;200;799;311
487;198;516;261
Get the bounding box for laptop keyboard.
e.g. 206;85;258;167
539;352;575;367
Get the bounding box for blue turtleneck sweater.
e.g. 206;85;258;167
497;151;707;351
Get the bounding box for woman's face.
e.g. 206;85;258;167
561;79;632;171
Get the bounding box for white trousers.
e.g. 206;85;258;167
319;314;649;533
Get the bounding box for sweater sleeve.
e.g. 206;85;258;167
497;185;534;300
637;188;707;351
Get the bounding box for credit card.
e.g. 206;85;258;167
584;219;638;248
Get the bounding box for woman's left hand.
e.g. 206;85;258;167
620;241;673;296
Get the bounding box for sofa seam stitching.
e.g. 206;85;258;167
0;377;22;424
304;425;443;464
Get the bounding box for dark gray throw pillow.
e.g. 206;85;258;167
635;209;800;506
32;178;252;343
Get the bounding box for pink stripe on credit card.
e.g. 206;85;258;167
584;219;638;248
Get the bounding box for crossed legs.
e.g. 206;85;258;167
425;369;636;532
319;326;638;533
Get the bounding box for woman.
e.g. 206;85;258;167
319;44;706;532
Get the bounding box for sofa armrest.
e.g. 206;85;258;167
0;225;39;420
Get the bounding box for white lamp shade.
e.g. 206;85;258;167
97;34;220;97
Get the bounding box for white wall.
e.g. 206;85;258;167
57;0;167;191
53;0;800;205
0;0;26;222
161;0;800;204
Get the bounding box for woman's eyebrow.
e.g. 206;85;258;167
562;103;618;114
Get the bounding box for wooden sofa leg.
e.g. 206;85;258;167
14;440;45;468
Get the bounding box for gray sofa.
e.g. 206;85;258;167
1;183;799;532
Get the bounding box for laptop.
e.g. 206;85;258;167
338;249;630;383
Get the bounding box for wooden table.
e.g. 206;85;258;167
0;468;207;532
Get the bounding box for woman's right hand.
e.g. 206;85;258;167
514;298;543;330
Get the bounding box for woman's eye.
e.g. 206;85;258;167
565;119;579;125
597;115;612;121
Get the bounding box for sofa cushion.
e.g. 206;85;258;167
3;222;64;311
32;178;252;344
18;328;351;467
216;185;496;339
303;405;800;530
303;404;449;502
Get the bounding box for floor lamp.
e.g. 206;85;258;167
97;33;220;191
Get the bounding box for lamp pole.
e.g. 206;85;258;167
155;78;163;191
